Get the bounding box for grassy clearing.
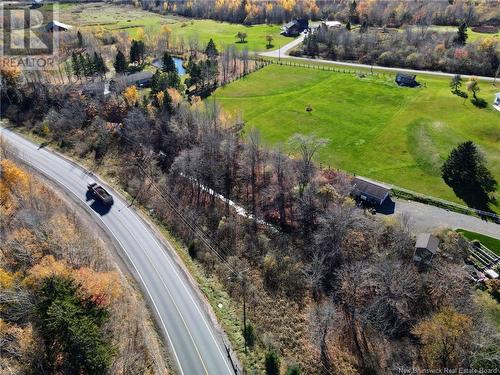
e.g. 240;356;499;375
58;2;292;52
457;229;500;256
214;64;500;211
426;25;499;42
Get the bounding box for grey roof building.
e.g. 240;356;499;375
413;233;439;264
351;177;390;206
396;73;418;87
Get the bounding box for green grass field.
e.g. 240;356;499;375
57;2;291;52
457;229;500;255
427;25;499;42
214;64;500;211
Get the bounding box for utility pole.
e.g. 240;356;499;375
242;274;247;353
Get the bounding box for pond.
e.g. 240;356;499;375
151;57;186;75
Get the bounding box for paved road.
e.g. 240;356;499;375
392;198;500;239
260;34;496;82
1;127;235;375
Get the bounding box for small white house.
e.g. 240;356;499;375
322;21;342;29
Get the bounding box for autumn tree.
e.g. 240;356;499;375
266;34;274;48
123;85;139;107
466;76;479;99
236;31;248;43
413;306;472;369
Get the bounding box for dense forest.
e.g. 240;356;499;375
0;156;168;374
2;43;499;373
131;0;499;27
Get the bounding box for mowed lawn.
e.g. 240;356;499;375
58;2;290;52
214;65;500;211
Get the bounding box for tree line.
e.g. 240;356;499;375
123;0;499;27
296;23;499;76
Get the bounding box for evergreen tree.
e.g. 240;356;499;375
265;350;280;375
36;276;113;375
77;30;84;48
162;89;173;114
71;52;82;79
162;51;177;73
442;141;496;191
186;58;202;89
456;23;468;45
114;50;127;74
242;322;256;348
286;364;301;375
130;40;146;64
346;21;351;31
167;71;180;89
205;38;219;59
85;53;95;76
93;52;107;76
449;74;462;95
78;53;89;77
304;34;319;57
150;69;163;96
360;20;368;33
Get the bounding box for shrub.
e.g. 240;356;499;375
286;363;301;375
265;350;280;375
243;322;256;348
188;240;198;259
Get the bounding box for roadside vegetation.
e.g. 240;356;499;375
0;158;168;374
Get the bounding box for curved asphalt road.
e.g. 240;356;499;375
1;127;234;375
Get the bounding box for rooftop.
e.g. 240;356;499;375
415;233;439;253
352;177;390;202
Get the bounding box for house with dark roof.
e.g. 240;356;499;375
281;19;309;37
395;73;419;87
351;177;390;206
413;233;439;264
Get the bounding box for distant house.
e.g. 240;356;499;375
322;21;342;29
351;177;390;206
395;73;419;87
109;72;153;91
46;21;72;32
81;81;110;98
281;19;309;37
413;233;439;265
